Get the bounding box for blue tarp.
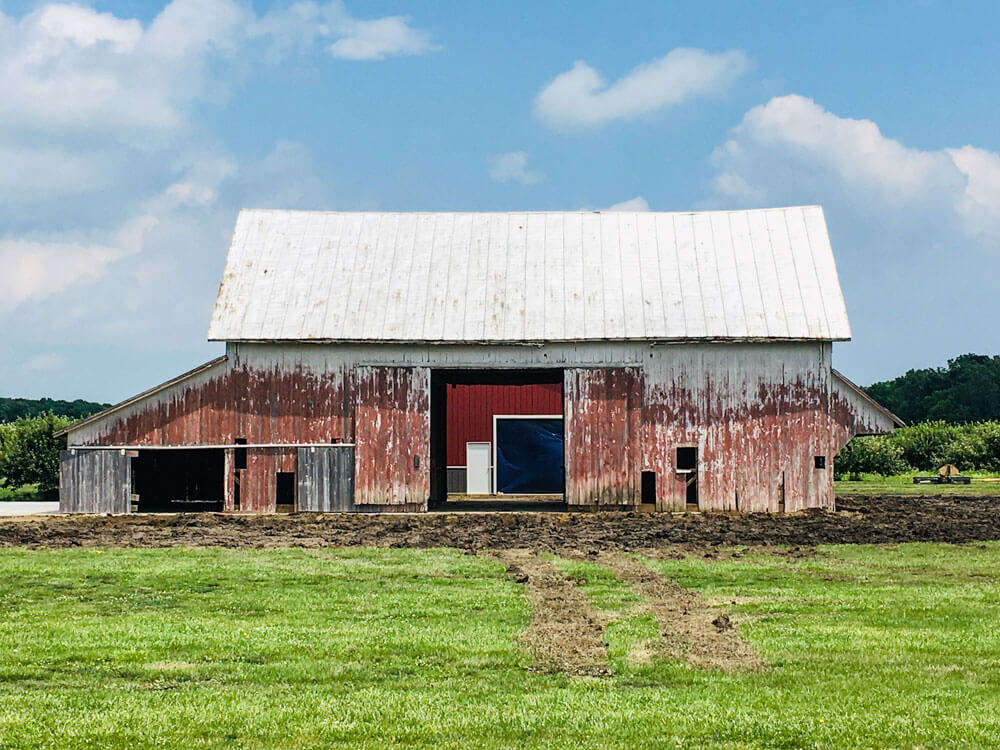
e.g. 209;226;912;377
495;418;564;494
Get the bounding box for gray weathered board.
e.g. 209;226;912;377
297;446;355;511
59;449;131;514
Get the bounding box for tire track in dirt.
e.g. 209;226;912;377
495;549;763;678
493;549;612;678
595;552;764;672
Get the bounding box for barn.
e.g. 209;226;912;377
58;206;900;514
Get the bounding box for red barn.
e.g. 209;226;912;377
58;207;900;514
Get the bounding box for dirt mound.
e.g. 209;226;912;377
1;495;1000;550
494;550;611;678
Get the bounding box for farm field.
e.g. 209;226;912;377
1;542;999;748
835;471;1000;496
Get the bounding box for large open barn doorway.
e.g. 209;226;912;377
132;449;225;512
430;369;566;511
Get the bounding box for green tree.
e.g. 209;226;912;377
866;354;1000;424
835;436;909;479
0;414;72;497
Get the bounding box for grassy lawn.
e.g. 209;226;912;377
1;544;999;748
835;471;1000;495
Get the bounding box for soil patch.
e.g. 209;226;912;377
595;553;764;672
2;496;1000;550
493;550;611;678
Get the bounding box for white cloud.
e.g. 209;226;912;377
22;354;66;373
710;94;1000;239
534;47;748;131
0;214;155;312
0;0;435;309
948;145;1000;238
253;1;439;61
0;1;252;143
34;4;142;52
605;196;650;211
328;15;438;60
164;183;219;207
487;151;544;185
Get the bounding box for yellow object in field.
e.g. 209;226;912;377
937;464;961;476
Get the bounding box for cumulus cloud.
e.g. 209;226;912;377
605;196;650;211
0;0;435;312
534;47;748;131
0;1;432;398
710;94;1000;239
328;15;438;60
253;1;439;61
0;215;155;312
487;151;544;185
0;1;247;142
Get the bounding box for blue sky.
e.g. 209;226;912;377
2;0;999;402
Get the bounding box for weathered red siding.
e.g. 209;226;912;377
65;343;895;515
71;358;353;513
354;366;430;507
642;348;837;513
445;383;562;465
564;368;643;506
83;361;352;447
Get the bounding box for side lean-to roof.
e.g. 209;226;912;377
208;206;851;343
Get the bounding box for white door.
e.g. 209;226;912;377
466;442;491;495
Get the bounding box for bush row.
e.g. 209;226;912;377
0;414;72;499
835;421;1000;478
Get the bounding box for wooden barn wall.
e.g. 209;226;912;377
642;343;835;513
64;341;891;514
830;374;897;442
59;449;131;514
564;367;642;506
354;366;430;507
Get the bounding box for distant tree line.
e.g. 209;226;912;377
0;397;108;423
864;354;1000;425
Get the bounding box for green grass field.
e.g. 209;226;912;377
835;471;1000;495
1;543;999;748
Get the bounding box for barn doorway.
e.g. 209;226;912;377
429;369;566;511
131;449;225;512
676;446;699;511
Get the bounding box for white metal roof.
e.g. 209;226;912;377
207;206;851;343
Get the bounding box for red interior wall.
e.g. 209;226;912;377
446;383;562;465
